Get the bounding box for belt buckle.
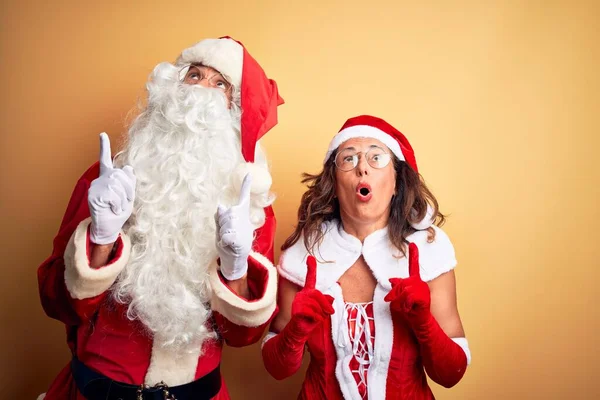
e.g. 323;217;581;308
137;381;177;400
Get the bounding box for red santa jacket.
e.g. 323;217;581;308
37;162;278;400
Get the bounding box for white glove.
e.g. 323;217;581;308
215;173;253;281
88;133;136;245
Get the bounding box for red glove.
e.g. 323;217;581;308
262;256;334;380
384;243;468;388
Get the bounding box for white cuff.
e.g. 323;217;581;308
261;331;278;349
452;337;472;365
209;251;277;327
64;217;131;299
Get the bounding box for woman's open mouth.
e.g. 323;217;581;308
356;183;372;202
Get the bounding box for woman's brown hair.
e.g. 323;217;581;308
281;150;446;258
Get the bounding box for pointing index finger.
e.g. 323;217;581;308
99;132;113;175
408;242;421;280
305;255;317;289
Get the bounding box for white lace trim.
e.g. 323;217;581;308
345;301;375;398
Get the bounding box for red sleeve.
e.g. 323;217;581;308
37;163;101;325
39;161;131;328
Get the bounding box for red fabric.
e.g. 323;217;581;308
219;36;285;163
273;247;438;399
384;312;435;399
338;115;419;172
262;256;334;381
38;163;277;399
38;162;100;356
296;310;434;400
385;243;467;389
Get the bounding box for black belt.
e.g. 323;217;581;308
71;356;221;400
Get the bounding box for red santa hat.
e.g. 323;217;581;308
176;36;284;194
326;115;434;230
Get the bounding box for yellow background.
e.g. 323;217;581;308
1;0;598;399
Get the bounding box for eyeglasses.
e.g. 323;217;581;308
178;64;232;93
334;146;392;171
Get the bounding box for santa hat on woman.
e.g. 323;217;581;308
176;36;284;195
325;115;435;230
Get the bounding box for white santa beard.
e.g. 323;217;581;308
112;78;269;352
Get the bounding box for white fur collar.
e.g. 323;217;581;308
278;220;457;290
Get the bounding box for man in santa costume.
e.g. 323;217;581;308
37;36;283;400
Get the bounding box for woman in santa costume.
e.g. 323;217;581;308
37;37;283;400
262;115;471;399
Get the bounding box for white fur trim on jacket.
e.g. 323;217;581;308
209;250;277;327
64;217;131;299
176;38;243;87
145;337;203;386
278;220;457;291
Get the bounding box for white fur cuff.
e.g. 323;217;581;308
64;217;131;299
260;331;278;349
209;251;277;327
452;337;472;365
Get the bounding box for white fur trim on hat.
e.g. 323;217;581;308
411;204;435;230
177;38;243;87
324;125;404;163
